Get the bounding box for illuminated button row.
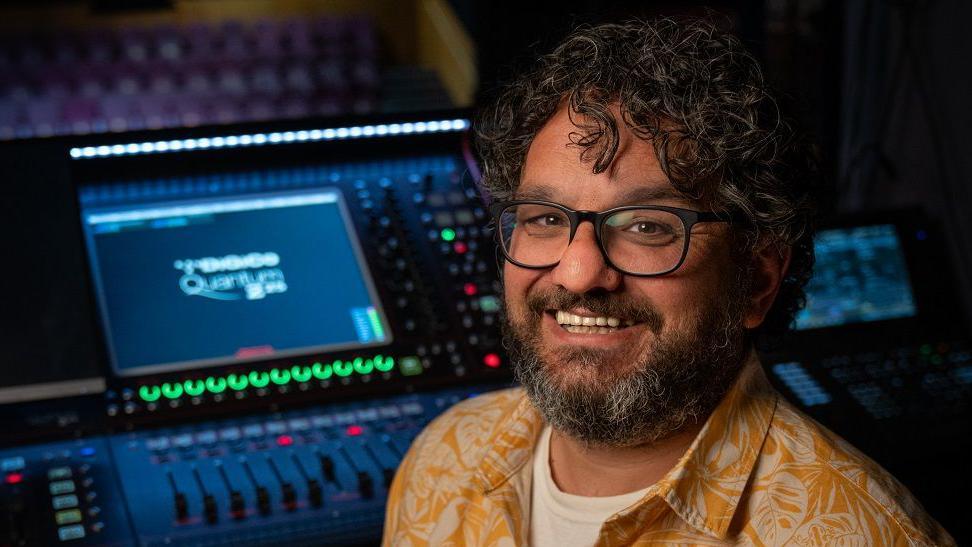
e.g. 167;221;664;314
47;465;99;542
142;399;427;452
137;354;403;402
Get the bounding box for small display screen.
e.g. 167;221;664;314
80;188;391;375
795;224;917;330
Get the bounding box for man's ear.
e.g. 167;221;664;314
743;242;792;329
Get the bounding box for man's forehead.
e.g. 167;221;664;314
518;105;697;208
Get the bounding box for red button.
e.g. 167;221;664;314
463;283;478;296
453;242;468;254
4;472;22;485
276;434;294;447
483;353;501;368
346;425;363;436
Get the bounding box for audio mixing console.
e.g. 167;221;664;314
0;386;500;546
0;116;516;546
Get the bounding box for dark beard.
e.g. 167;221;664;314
503;280;751;449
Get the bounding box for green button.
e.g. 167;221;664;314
55;509;82;525
47;467;72;481
49;480;75;495
400;356;424;376
479;295;501;313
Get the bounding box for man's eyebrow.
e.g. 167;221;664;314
513;182;694;205
615;186;693;205
513;184;560;201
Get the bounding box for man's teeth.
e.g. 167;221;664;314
561;324;621;334
555;311;635;332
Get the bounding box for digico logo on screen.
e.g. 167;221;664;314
174;252;288;301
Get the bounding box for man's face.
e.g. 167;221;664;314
503;106;752;447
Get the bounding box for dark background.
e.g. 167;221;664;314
459;0;972;332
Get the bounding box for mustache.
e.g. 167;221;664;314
524;287;664;333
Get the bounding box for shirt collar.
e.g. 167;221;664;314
472;352;778;541
642;352;778;539
473;389;544;493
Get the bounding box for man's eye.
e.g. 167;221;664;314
631;221;664;234
524;214;565;227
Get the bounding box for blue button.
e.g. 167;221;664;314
49;480;76;495
79;447;96;457
52;494;79;510
1;457;25;472
57;524;86;541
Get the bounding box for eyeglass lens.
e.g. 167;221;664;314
498;203;687;275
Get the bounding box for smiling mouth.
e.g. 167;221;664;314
550;310;638;334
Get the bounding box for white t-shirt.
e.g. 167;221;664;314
529;426;651;547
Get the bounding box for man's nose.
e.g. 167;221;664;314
550;223;621;293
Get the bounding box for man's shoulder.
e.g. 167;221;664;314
420;386;527;439
405;386;528;475
745;396;953;545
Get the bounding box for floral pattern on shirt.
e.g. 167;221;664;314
383;355;954;546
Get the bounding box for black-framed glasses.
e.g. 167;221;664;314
489;200;737;277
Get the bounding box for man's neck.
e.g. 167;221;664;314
547;423;703;497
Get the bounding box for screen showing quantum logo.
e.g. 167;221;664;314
80;188;390;375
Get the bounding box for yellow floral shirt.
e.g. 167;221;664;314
383;356;955;546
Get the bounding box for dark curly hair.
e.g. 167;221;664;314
475;17;821;340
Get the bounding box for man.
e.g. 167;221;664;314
383;18;954;546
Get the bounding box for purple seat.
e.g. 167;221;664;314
241;93;275;121
207;94;242;124
118;28;152;63
277;93;310;118
346;17;379;57
249;62;282;94
62;97;99;124
152;24;185;62
314;59;349;91
0;102;25;139
77;30;117;64
281;18;315;57
283;61;314;92
135;95;179;129
351;62;379;89
251;19;285;59
184;23;217;61
25;97;60;135
108;62;146;96
35;71;74;98
216;21;249;60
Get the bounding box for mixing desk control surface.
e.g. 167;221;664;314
0;385;503;546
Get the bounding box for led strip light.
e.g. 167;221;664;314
70;118;471;160
137;354;399;403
